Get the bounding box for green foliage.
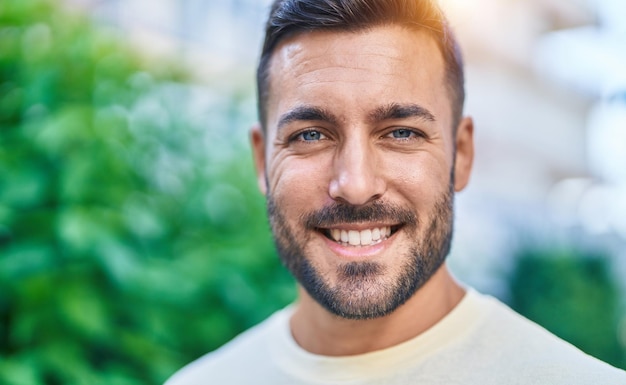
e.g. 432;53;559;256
508;249;626;369
0;0;295;384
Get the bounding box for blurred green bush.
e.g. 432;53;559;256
0;1;294;384
508;248;626;369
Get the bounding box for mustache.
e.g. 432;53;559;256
302;201;418;229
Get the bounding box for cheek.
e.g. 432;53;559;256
268;156;332;211
385;153;451;206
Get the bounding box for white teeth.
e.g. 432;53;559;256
328;227;392;246
348;230;360;246
361;229;372;245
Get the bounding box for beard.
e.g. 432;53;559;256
266;183;454;320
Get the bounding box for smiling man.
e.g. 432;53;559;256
166;1;626;384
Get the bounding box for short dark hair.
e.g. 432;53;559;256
256;0;465;131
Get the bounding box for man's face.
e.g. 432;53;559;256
252;25;473;319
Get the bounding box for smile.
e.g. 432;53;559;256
320;225;400;247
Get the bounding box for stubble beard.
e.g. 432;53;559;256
266;184;454;320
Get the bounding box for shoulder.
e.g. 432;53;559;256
462;291;626;384
164;307;292;385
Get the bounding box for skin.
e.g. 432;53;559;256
251;24;475;356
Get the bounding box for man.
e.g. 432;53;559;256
167;0;626;383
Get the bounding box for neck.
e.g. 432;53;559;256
289;264;465;356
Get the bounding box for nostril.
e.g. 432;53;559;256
328;178;385;206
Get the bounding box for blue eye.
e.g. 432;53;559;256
391;129;414;139
299;130;325;141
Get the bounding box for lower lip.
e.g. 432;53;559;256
320;232;393;260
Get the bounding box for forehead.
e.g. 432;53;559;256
265;25;450;131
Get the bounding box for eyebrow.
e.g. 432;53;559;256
277;106;339;132
368;103;436;123
276;103;436;132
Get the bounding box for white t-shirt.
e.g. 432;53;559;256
166;289;626;384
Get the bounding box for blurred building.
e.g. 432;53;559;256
66;0;270;80
67;0;626;294
438;0;626;294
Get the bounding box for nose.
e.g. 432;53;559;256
328;136;386;205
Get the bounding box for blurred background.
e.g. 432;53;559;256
0;0;624;383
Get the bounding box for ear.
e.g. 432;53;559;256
453;116;474;192
250;123;268;195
